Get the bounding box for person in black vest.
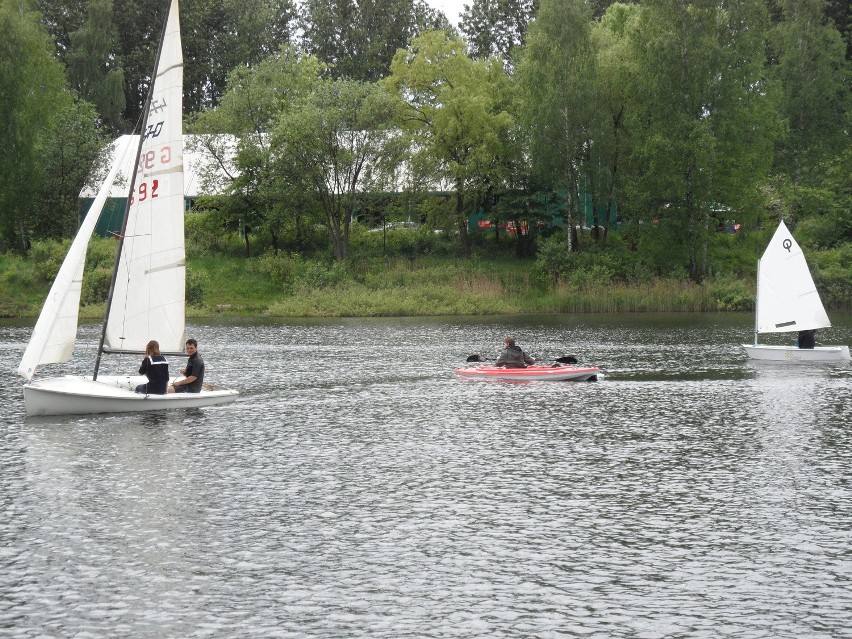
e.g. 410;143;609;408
135;340;169;394
168;338;205;393
797;329;816;349
495;336;536;368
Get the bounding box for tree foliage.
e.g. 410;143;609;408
273;79;403;260
385;31;514;258
515;0;596;253
66;0;125;131
0;0;89;250
190;46;325;255
768;0;849;223
5;0;850;290
459;0;537;68
620;0;778;281
300;0;449;82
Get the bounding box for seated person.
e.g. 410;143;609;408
135;340;169;394
495;336;535;368
168;338;205;393
797;329;815;349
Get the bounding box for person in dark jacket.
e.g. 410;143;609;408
135;340;169;394
797;329;816;349
495;336;535;368
168;338;205;393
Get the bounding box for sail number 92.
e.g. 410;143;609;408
130;179;159;205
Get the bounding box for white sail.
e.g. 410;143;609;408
755;221;830;334
105;0;185;353
16;151;128;381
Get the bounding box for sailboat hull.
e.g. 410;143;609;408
24;375;238;417
742;344;851;363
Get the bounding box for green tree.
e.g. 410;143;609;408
623;0;777;281
588;2;642;241
35;0;87;58
190;46;325;255
273;79;403;260
768;0;849;224
460;0;537;68
29;99;106;239
66;0;125;131
385;31;514;258
0;0;75;250
182;0;297;115
300;0;449;82
515;0;596;254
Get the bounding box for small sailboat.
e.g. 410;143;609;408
18;0;238;416
742;221;850;363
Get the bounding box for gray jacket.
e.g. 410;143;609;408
496;345;535;368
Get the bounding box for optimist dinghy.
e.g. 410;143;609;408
742;221;850;363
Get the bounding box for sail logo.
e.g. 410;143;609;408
782;238;792;252
144;121;164;140
149;98;168;115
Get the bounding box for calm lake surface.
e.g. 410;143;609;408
2;313;851;638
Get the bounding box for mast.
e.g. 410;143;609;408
93;2;173;380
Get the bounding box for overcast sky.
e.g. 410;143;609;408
427;0;466;26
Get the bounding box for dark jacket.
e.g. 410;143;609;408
138;355;169;394
496;345;535;368
181;352;205;393
797;330;815;349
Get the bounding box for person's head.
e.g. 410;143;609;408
504;336;516;348
186;338;198;354
145;340;160;356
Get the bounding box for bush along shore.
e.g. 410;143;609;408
2;227;849;319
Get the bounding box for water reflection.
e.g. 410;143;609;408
1;313;851;637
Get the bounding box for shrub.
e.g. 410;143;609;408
81;266;112;305
28;239;70;282
186;267;207;305
295;260;350;289
86;237;118;270
710;277;754;311
247;254;296;289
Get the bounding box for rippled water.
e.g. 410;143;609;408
2;313;851;638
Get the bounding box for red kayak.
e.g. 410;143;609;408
455;364;599;381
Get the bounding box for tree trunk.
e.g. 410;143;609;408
18;221;30;255
455;183;470;259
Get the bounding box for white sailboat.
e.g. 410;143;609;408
18;0;238;416
742;221;850;363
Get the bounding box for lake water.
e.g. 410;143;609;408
2;313;851;638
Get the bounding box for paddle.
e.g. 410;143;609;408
467;354;578;365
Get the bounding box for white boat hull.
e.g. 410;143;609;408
742;344;851;363
24;375;239;417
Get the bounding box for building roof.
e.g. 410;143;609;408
79;134;238;199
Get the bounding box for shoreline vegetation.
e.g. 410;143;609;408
5;226;849;321
1;237;760;320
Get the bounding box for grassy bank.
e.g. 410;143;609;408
1;242;757;318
